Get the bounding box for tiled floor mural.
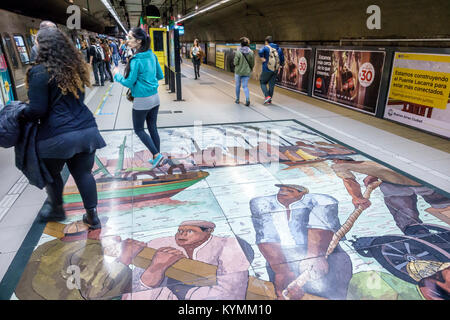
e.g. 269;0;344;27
5;120;450;300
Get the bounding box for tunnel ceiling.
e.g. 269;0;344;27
0;0;111;33
1;0;448;42
174;0;450;44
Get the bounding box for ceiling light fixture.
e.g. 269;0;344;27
176;0;231;23
100;0;128;33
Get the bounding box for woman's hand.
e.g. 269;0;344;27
112;67;120;77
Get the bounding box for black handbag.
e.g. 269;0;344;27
125;56;135;102
126;88;134;102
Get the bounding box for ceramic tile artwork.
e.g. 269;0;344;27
9;120;450;300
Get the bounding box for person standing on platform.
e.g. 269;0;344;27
234;37;255;106
191;39;203;80
109;39;120;67
89;38;105;86
258;36;284;105
81;40;89;63
30;20;57;64
113;28;165;170
101;39;114;83
21;27;105;229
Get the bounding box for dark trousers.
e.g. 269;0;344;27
260;70;277;98
132;106;160;155
103;61;113;82
380;182;450;233
192;58;201;79
93;61;105;85
42;152;98;210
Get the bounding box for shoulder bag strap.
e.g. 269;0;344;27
241;52;251;70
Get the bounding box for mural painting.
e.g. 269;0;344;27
8;120;450;300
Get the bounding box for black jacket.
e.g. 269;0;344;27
0;101;52;189
22;64;98;142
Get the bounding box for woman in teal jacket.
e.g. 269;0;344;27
113;27;165;169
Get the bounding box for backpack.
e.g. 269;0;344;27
266;45;280;72
95;45;105;61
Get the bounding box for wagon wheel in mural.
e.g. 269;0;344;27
368;235;450;284
404;224;450;246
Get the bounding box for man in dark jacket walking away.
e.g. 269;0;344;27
89;38;105;86
258;36;285;105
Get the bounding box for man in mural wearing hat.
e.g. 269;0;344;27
120;220;250;300
250;184;353;300
330;156;450;234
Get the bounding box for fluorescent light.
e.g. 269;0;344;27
176;0;233;23
100;0;127;33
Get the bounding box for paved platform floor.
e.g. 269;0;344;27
0;62;449;300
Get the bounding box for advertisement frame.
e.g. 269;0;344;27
383;49;450;139
275;46;313;96
311;47;387;116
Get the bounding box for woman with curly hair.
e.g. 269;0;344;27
21;27;106;229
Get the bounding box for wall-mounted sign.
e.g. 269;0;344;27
312;49;386;114
277;47;312;95
384;52;450;138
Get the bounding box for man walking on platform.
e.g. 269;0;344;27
89;38;105;86
258;36;284;105
109;39;120;67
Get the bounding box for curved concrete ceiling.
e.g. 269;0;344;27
177;0;450;44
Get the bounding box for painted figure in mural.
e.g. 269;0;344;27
330;156;450;234
120;220;250;300
15;218;132;300
416;264;450;300
250;184;353;300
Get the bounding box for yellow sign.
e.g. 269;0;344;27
389;67;450;109
149;28;167;76
395;53;450;64
4;81;10;92
216;52;225;69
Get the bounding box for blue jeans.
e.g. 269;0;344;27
260;70;277;98
235;74;250;101
132;106;160;155
113;53;120;67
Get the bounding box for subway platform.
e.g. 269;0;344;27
0;62;449;301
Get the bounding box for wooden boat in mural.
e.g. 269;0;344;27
62;136;209;212
63;170;209;211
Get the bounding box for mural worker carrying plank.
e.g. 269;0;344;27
249;184;353;300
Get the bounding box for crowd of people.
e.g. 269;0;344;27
78;37;131;87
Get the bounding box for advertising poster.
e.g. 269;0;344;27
215;44;239;72
0;49;14;108
277;47;312;94
169;30;175;69
384;52;450;138
313;49;386;114
216;43;258;74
